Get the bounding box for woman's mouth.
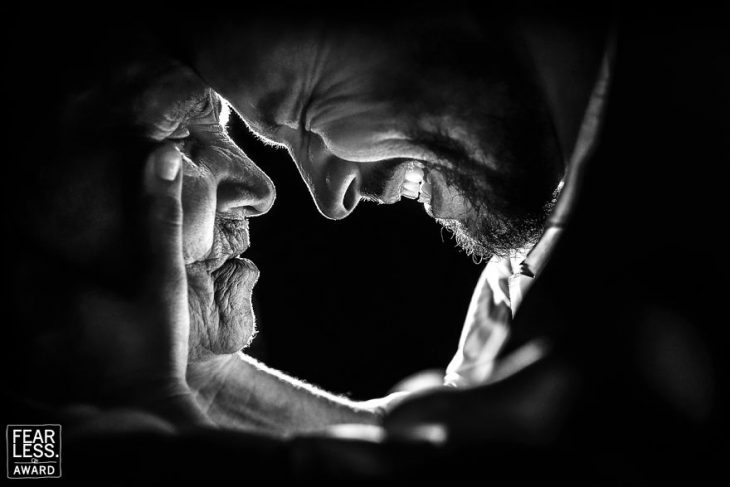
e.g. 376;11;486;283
214;256;259;284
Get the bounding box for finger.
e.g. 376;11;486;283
385;357;576;445
142;143;189;370
383;388;456;443
143;143;184;278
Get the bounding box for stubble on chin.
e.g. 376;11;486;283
434;184;556;263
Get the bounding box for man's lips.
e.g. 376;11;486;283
361;159;431;205
359;158;465;222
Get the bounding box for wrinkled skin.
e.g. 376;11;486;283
118;62;276;360
9;37;390;433
109;62;276;360
123;63;277;360
11;55;275;405
192;15;565;258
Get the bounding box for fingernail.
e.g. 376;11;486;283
155;148;182;181
388;423;449;445
406;423;448;444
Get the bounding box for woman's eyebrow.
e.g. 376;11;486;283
182;91;216;118
178;90;231;127
253;89;291;135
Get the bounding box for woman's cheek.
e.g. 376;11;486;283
181;172;217;264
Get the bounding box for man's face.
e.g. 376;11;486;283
32;60;275;361
196;15;563;258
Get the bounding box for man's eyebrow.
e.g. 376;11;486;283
247;115;279;138
254;89;290;135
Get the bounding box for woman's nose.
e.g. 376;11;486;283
216;150;276;217
294;132;362;220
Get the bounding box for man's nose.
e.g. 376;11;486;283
217;152;276;217
294;133;361;220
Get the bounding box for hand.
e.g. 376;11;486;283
75;144;205;423
187;352;388;434
384;351;577;446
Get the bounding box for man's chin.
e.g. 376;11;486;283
436;217;492;261
186;259;260;361
435;209;542;261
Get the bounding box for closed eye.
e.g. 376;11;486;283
167;125;193;154
167;126;190;140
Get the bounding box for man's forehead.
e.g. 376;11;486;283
255;89;290;124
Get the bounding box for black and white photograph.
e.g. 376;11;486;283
3;2;727;483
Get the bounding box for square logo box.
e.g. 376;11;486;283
6;425;62;479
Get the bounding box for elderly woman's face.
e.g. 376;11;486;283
163;78;276;360
36;60;275;361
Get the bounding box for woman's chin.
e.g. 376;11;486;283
186;259;259;360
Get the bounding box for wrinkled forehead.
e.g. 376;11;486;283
59;57;220;143
126;62;220;139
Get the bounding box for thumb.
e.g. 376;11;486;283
143;143;189;374
383;387;456;443
143;143;185;279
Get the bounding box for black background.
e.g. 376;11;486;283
3;5;728;482
1;8;483;403
230;118;482;399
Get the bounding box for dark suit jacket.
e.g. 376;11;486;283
498;9;728;483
